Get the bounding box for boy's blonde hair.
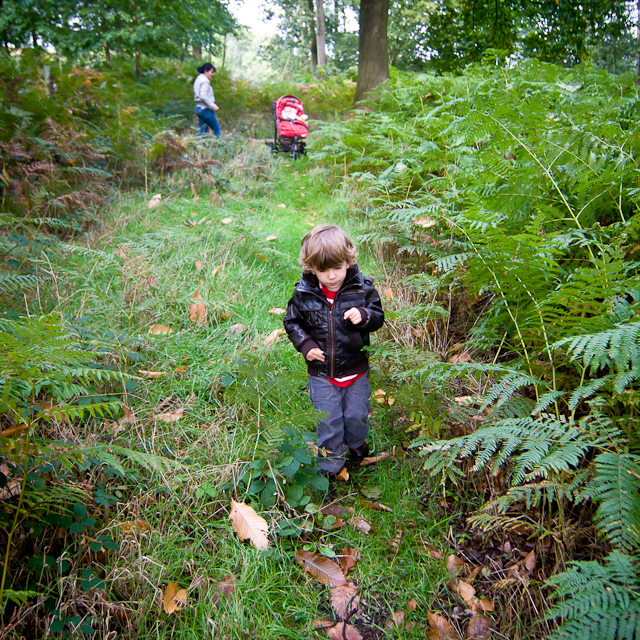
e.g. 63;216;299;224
299;224;357;273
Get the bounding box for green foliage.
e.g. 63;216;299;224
314;60;640;637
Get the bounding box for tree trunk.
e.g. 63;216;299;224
306;0;318;72
221;34;227;70
193;44;202;59
316;0;327;66
354;0;389;102
135;44;141;79
636;0;640;81
104;42;111;62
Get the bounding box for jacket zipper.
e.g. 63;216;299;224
329;304;335;378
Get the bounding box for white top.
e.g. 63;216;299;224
193;74;217;111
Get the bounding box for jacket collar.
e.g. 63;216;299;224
300;264;362;292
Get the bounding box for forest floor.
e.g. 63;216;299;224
25;135;472;640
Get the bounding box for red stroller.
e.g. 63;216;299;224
269;95;308;160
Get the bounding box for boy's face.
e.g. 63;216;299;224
314;261;349;292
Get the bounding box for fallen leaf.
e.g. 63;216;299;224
331;583;360;619
148;324;174;335
476;598;494;612
300;192;306;198
413;216;437;228
446;554;465;575
385;611;406;629
138;370;167;379
174;366;187;374
211;265;223;278
188;291;207;326
374;389;386;397
384;288;394;299
190;183;199;200
1;424;29;437
453;395;475;405
349;516;371;534
163;582;187;614
157;407;184;422
263;328;286;346
121;520;152;533
147;193;161;209
195;260;203;271
336;467;350;482
221;217;232;224
467;565;482;582
524;550;536;573
339;547;361;574
256;253;268;261
229;500;270;550
360;499;393;512
278;203;286;209
268;308;287;315
325;622;363;640
265;235;277;241
228;323;246;334
407;599;418;612
389;527;403;556
428;612;460;639
212;574;236;605
418;541;442;560
457;580;476;605
359;451;394;466
467;613;492;639
449;353;471;363
295;550;347;587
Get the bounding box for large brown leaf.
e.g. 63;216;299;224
162;582;187;614
325;622;363;640
339;547;361;574
330;583;360;619
263;328;285;346
295;550;347;587
457;579;476;605
188;291;207;326
212;574;236;605
428;612;460;639
467;613;492;639
229;500;269;550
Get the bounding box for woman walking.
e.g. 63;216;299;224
193;63;221;138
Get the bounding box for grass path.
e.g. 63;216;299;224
50;139;451;639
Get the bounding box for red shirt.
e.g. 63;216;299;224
320;284;365;388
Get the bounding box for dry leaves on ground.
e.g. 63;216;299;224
229;500;269;550
147;193;161;209
211;265;223;278
330;583;360;619
121;520;152;533
188;291;207;326
349;516;371;534
446;554;466;575
359;451;394;466
296;550;347;587
427;612;460;639
211;574;236;606
360;499;393;512
163;582;187;614
413;216;437;228
156;407;184;423
313;621;363;640
385;611;406;629
138;370;167;379
336;466;350;481
268;308;287;315
467;611;492;640
195;260;203;271
221;217;232;224
228;323;246;334
265;235;277;241
339;547;361;574
263;328;286;346
148;324;173;335
457;579;475;605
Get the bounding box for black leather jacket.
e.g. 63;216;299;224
283;265;385;378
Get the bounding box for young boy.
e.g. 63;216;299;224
283;225;385;476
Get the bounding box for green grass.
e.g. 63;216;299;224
2;135;455;640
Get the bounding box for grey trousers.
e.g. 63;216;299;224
308;374;371;473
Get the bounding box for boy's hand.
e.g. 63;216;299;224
343;307;362;325
306;347;325;362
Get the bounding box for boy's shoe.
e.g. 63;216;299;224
348;442;369;461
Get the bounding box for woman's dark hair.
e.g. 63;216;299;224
197;63;216;74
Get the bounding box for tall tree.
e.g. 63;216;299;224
354;0;389;102
315;0;327;65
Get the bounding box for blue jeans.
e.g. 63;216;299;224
195;106;221;138
308;374;371;473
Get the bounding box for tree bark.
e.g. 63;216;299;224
193;44;202;59
316;0;327;66
636;0;640;81
355;0;389;102
306;0;318;72
104;42;111;62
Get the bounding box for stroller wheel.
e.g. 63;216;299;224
291;145;298;161
267;142;275;154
